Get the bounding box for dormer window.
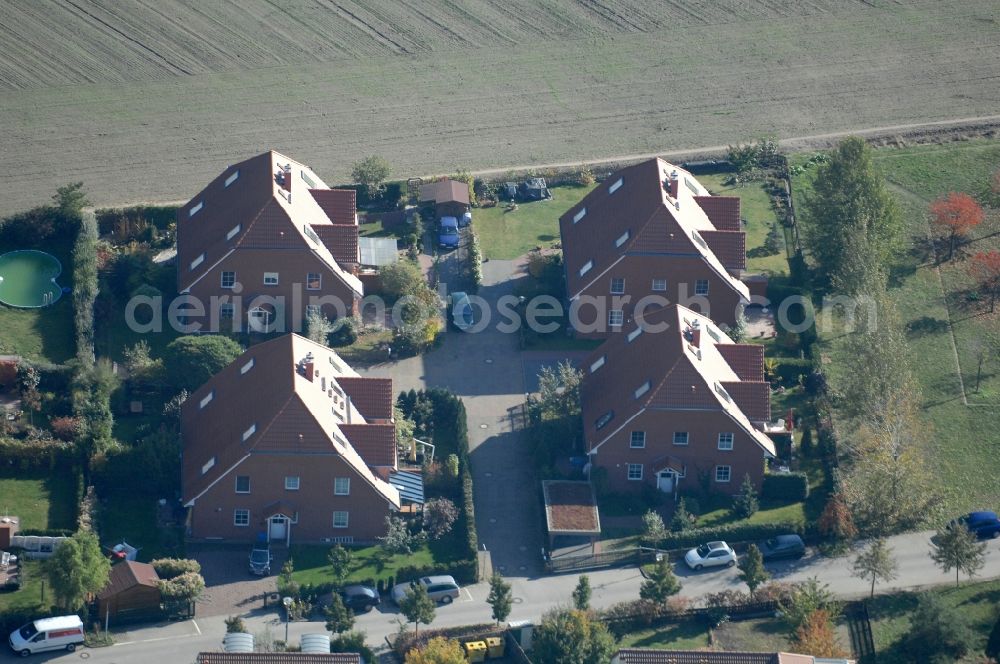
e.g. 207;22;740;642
608;178;623;194
188;201;204;217
224;171;240;188
595;410;614;430
572;208;587;224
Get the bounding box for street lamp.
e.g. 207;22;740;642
282;596;292;646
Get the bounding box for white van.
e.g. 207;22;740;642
9;615;84;656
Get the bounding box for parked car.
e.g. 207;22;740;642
249;546;272;576
9;615;84;657
339;584;380;613
757;534;806;561
952;511;1000;539
439;216;460;249
684;541;737;570
390;575;461;605
450;291;474;331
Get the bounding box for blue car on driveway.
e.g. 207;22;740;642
439;216;460;250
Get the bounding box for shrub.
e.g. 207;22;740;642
423;498;458;540
731;474;760;519
225;616;247;633
659;521;804;551
761;473;809;501
328;317;360;347
49;417;80;442
151;558;202;580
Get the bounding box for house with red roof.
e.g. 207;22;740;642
180;334;416;545
176;151;363;334
559;159;752;337
581;304;776;496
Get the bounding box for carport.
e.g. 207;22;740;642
542;480;601;554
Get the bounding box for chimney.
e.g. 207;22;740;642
668;169;680;198
282;163;292;193
690;328;701;348
302;352;315;381
345;395;352;424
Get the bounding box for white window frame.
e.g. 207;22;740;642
615;230;630;247
226;224;241;240
673;431;689;446
695;279;710;296
242;424;256;442
627;463;643;481
333;511;349;528
334;477;350;496
234;509;250;527
235;475;250;494
188;201;204;217
220;303;234;318
190;253;205;270
572;208;587;224
579;260;594;277
634;381;651;399
221;271;236;289
718;433;734;450
715;465;732;483
609;310;624;327
224;170;240;188
652;279;667;292
306;272;322;291
263;272;279;286
589;356;605;373
630;431;646;449
610;277;625;294
199;391;214;409
285;476;300;491
241;358;255;375
609;178;624;194
201;457;216;475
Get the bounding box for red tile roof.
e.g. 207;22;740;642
720;381;771;423
694;195;742;231
336;377;393;420
197;654;360;664
309;189;357;225
542;481;601;534
97;561;159;600
701;230;747;270
338;423;396;467
717;344;765;381
614;650;778;664
312;224;359;267
418;179;469;206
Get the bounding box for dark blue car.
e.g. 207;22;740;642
954;511;1000;539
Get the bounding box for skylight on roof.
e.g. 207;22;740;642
303;224;321;245
615;230;630;247
684;176;699;194
634;381;651;399
608;178;623;194
579;260;593;277
226;224;241;241
224;171;239;188
189;201;204;217
301;170;316;188
627;327;643;343
590;356;605;373
189;253;205;270
572;208;587;224
715;383;731;402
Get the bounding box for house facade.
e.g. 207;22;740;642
559;159;752;337
180;334;402;545
176;151;363;334
581;304;775;496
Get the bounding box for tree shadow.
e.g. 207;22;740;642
905;316;950;337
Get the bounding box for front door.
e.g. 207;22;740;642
268;515;288;543
656;470;674;493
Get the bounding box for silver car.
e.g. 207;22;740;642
390;575;461;605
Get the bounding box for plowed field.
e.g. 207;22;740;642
1;0;998;213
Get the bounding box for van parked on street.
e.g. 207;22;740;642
9;615;84;656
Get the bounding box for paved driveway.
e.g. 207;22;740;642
189;545;286;617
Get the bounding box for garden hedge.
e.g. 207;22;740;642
761;472;810;501
659;520;804;551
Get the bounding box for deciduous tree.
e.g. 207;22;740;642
817;491;858;543
640;557;681;603
351;156;391;201
423;498;458;540
327;544;352;589
792;609;849;658
572;575;592;611
969;249;1000;313
163;335;243;392
399;583;436;634
45;530;111;610
738;545;770;598
930;192;984;261
323;593;354;634
905;592;975;663
405;636;466;664
486;572;512;624
851;538;898;597
930;524;987;586
533;608;616;664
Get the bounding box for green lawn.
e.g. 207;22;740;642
867;579;1000;663
0;561;50;614
289;543;436;588
791;138;1000;516
472;185;595;260
618;621;711;650
331;329;393;367
0;299;75;364
698;173;787;275
0;470;77;532
99;489;183;561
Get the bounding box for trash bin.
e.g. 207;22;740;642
485;636;504;658
463;640;487;663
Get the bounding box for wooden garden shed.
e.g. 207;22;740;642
96;561;161;625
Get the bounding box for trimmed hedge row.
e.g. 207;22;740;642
762;472;809;501
0;437;75;469
660;521;803;551
772;358;813;386
72;211;99;365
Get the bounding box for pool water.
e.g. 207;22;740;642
0;250;64;308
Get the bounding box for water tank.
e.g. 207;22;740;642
300;633;331;654
223;632;254;653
